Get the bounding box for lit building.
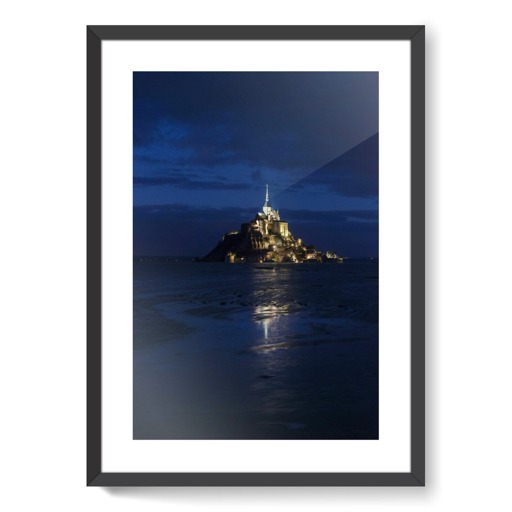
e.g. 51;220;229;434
257;185;289;238
201;185;341;263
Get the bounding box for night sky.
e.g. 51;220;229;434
133;72;378;257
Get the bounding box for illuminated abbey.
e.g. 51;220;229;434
253;184;289;238
201;186;342;263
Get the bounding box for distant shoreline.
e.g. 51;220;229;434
133;255;378;263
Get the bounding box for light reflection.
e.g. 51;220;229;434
247;269;301;422
252;304;290;342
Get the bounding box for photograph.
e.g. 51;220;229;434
132;71;379;440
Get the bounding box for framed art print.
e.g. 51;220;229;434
87;25;425;486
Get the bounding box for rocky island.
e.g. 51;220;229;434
201;186;344;263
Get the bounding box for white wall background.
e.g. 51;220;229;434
1;1;511;510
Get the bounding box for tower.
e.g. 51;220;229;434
262;184;272;216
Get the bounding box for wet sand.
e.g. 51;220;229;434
133;261;378;439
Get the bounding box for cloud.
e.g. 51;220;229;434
133;72;378;176
284;133;378;198
134;175;251;191
284;209;378;223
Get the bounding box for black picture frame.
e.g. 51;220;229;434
87;25;425;486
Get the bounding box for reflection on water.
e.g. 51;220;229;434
133;261;378;439
253;304;290;342
248;270;298;419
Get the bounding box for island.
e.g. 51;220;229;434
201;186;344;263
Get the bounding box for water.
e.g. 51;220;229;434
133;260;378;439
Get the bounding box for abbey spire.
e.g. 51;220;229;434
262;184;272;216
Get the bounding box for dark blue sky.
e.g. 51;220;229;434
134;72;378;257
